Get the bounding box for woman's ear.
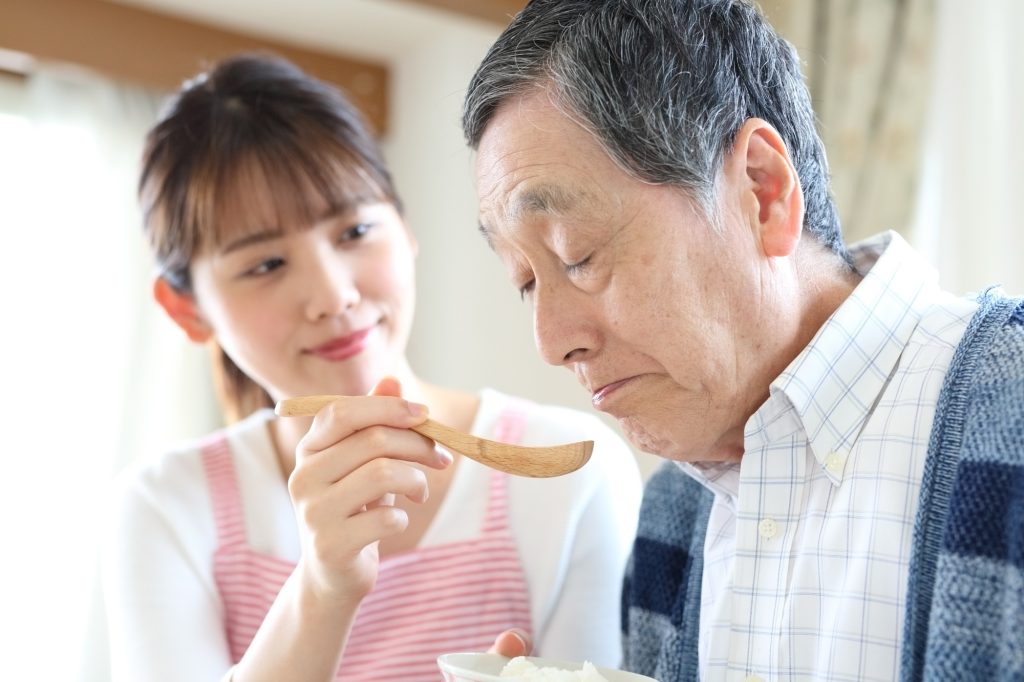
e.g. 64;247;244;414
153;276;212;343
728;118;805;258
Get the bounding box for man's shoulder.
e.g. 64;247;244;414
643;461;711;505
624;462;711;678
968;295;1024;382
911;295;1024;681
931;294;1024;463
940;293;1024;385
952;295;1024;468
930;292;1024;555
636;462;714;544
951;294;1024;420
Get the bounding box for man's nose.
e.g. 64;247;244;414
532;279;595;367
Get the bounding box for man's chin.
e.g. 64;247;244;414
618;414;720;463
619;416;675;458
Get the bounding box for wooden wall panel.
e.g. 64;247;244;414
398;0;526;26
0;0;389;132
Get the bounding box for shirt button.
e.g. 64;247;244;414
824;451;845;473
744;676;765;682
758;518;777;540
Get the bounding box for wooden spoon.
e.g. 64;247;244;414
275;395;593;478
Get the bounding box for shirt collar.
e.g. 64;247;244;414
771;230;938;484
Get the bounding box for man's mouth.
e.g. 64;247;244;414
590;376;638;410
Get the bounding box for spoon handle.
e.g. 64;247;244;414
274;395;592;478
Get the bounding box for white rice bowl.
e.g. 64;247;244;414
436;653;659;682
500;656;609;681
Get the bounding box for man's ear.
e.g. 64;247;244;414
728;118;805;258
153;276;213;343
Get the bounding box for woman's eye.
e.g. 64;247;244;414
245;257;285;277
340;223;373;242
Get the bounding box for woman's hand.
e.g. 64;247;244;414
488;628;533;657
287;377;450;603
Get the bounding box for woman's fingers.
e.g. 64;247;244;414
366;492;396;510
307;505;411;565
488;628;533;657
290;426;449;500
285;384;454;595
298;394;429;455
301;458;430;524
293;458;429;582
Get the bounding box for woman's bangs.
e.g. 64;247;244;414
207;134;391;250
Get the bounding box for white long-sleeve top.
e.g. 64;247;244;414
101;389;642;681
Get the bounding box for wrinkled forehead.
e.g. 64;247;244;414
208;150;388;250
477;179;590;255
473;87;613;235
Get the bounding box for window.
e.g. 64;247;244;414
0;68;217;680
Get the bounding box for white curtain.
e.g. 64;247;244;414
0;65;220;680
910;0;1024;296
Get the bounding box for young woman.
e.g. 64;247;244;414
101;54;641;682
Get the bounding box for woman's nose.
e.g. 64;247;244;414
303;254;360;321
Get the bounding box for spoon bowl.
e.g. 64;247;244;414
275;395;593;478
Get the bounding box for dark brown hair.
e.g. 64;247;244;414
139;53;401;423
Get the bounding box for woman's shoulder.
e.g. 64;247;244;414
111;409;275;509
102;409;282;571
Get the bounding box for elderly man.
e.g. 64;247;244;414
462;0;1023;680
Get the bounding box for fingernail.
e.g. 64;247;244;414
509;629;528;653
407;401;428;417
435;446;453;464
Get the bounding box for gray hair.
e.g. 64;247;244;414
462;0;849;261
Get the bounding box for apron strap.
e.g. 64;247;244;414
481;404;527;532
199;435;248;548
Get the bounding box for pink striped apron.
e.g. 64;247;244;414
200;408;534;680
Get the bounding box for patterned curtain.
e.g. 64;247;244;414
759;0;937;244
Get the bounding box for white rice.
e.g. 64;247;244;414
499;656;611;681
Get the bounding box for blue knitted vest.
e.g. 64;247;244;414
622;294;1024;681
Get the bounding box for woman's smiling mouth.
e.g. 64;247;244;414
307;326;375;361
